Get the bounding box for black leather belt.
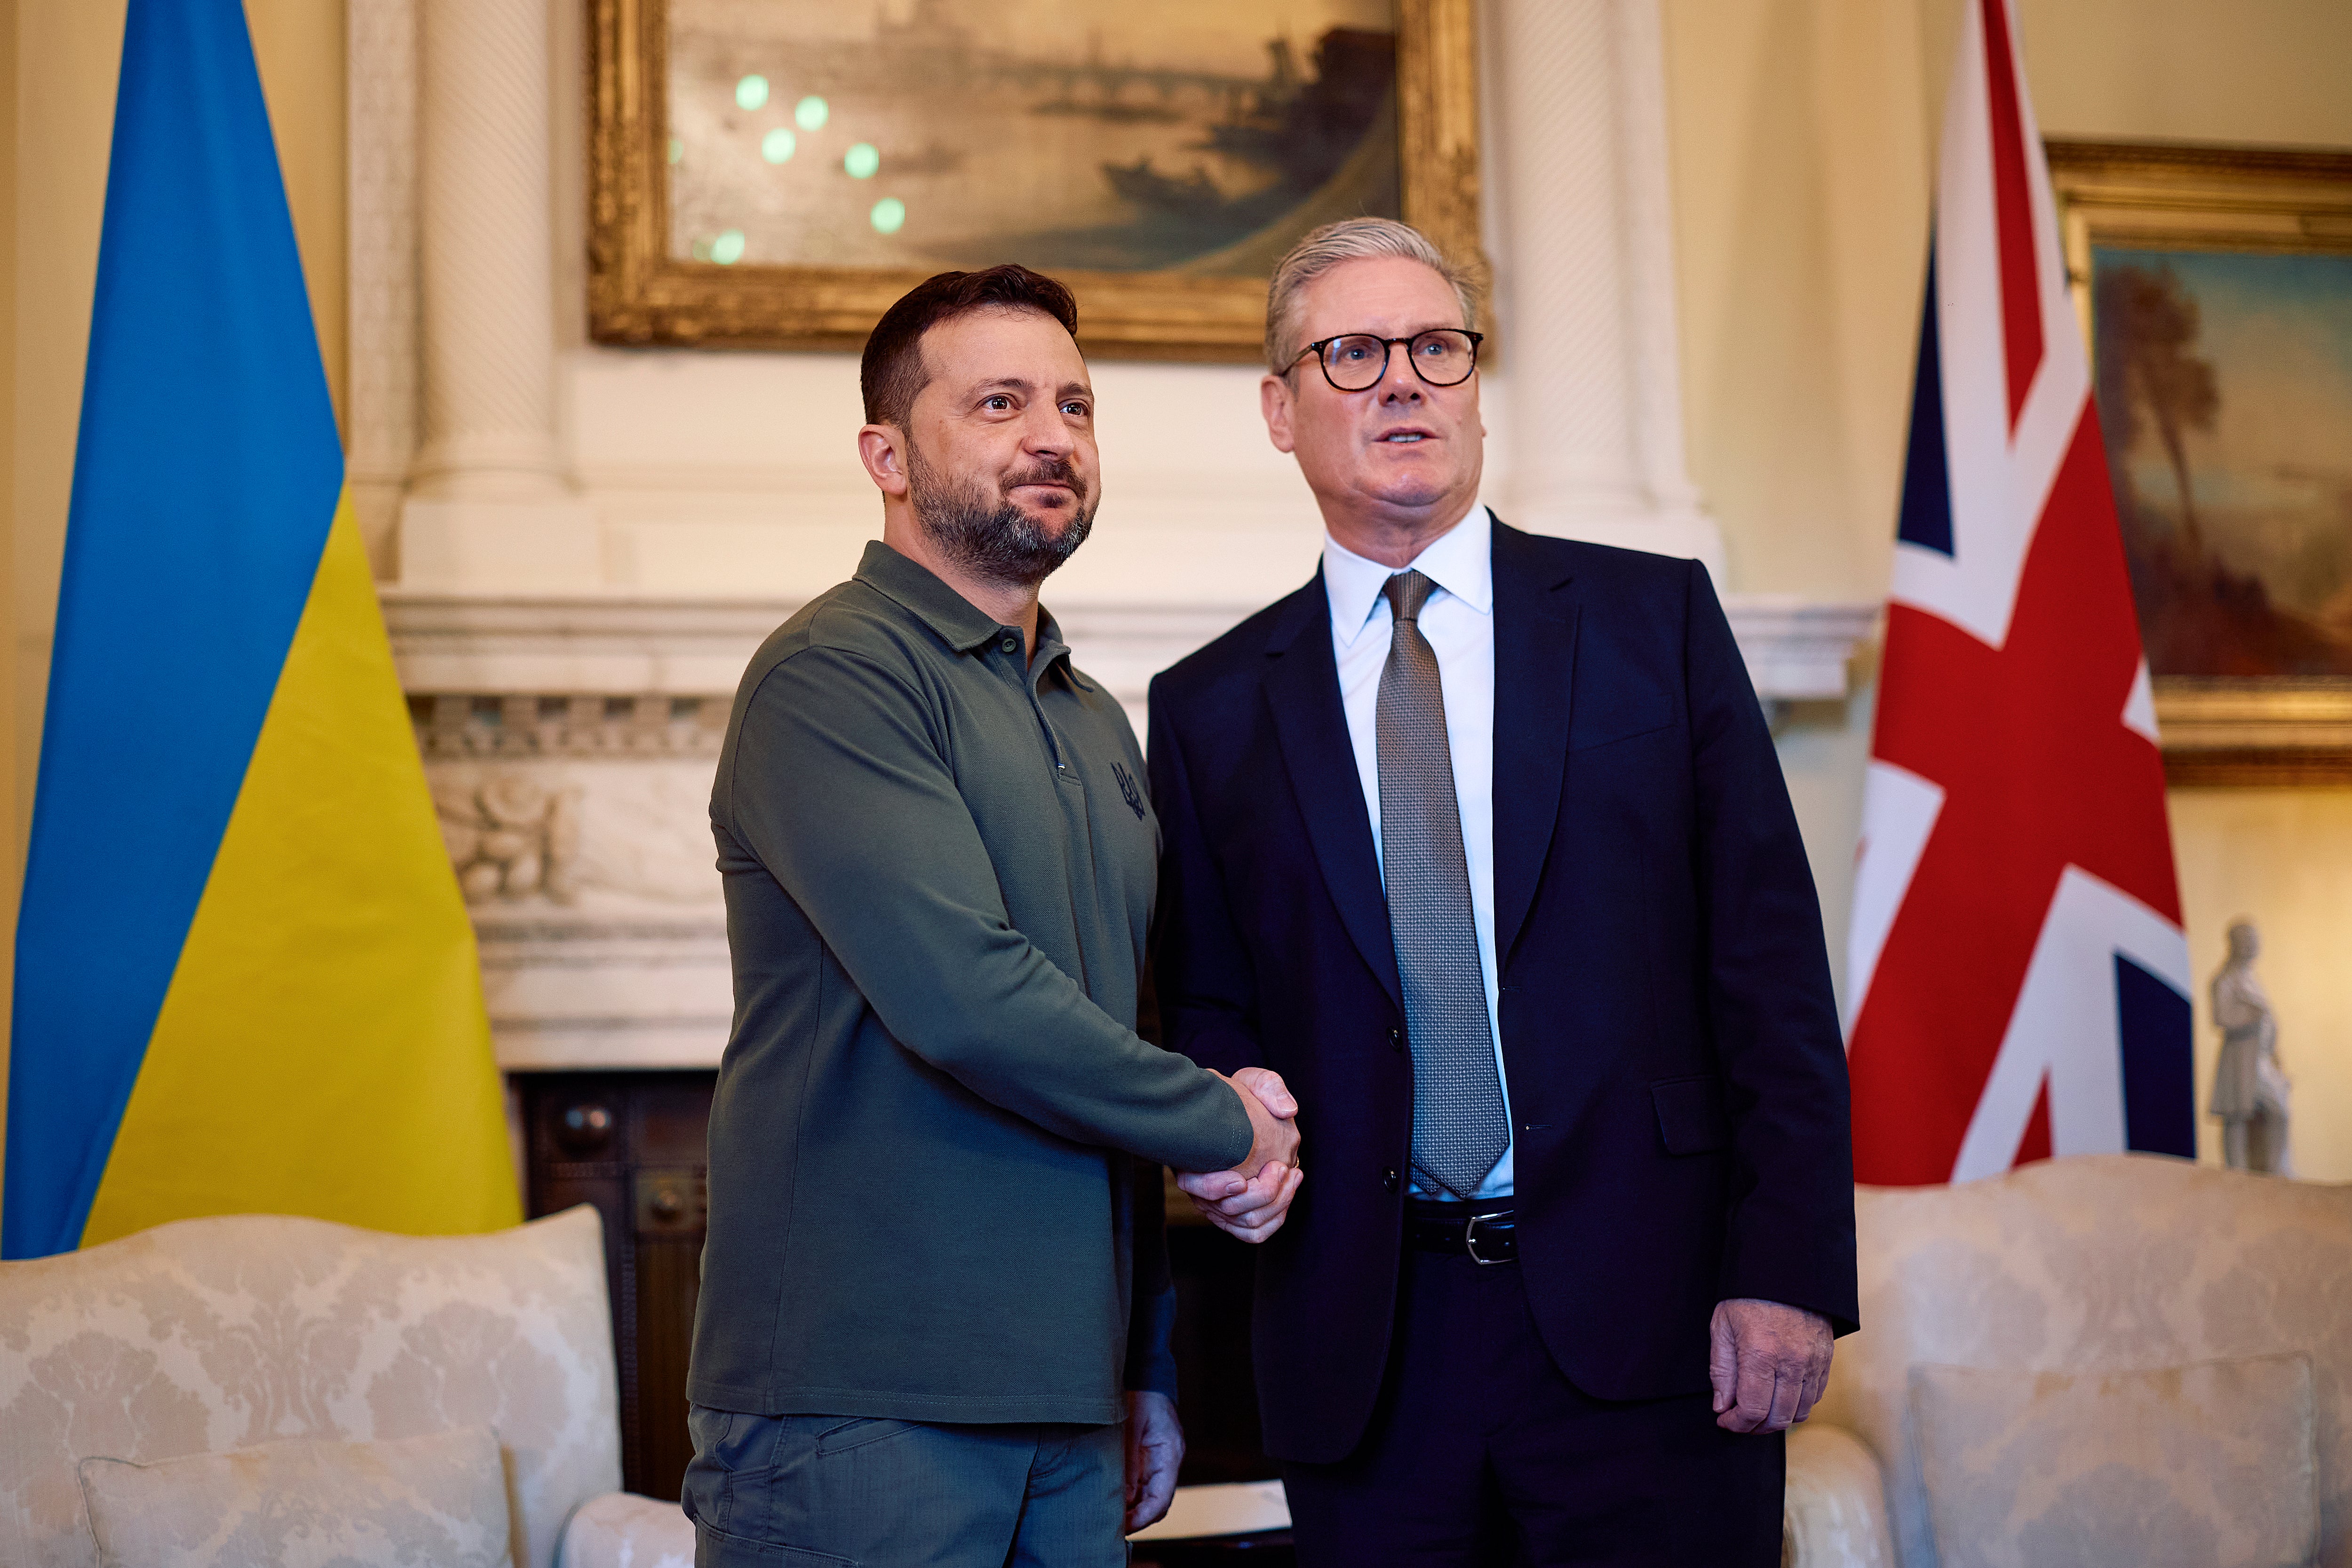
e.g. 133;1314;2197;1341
1406;1201;1518;1265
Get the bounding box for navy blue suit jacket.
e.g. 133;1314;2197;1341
1146;520;1857;1465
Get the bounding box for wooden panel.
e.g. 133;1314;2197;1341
636;1231;705;1501
518;1069;715;1500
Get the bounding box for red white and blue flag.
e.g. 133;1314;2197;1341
1843;0;2193;1185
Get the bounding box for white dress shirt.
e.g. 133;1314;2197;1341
1322;506;1513;1200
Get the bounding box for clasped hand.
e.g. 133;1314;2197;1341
1174;1068;1303;1243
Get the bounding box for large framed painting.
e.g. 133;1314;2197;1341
588;0;1485;359
2050;139;2352;785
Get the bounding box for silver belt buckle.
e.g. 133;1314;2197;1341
1462;1209;1513;1266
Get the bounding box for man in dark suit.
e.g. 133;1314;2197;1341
1148;219;1857;1564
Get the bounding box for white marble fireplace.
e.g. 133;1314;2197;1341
354;0;1876;1073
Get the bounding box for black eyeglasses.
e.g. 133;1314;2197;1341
1290;329;1484;391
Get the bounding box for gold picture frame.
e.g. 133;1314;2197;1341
2048;138;2352;787
588;0;1486;361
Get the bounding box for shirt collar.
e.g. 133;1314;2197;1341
857;540;1001;652
1033;608;1085;688
1321;505;1495;648
854;540;1080;682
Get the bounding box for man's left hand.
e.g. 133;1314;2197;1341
1708;1298;1833;1433
1123;1390;1184;1532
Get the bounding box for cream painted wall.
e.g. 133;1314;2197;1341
1662;0;2352;1178
2018;0;2352;150
0;0;16;1177
1662;0;1930;605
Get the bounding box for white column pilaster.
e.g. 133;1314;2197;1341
346;0;418;579
1488;0;1723;578
398;0;598;588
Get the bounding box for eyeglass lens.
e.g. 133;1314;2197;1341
1321;330;1478;390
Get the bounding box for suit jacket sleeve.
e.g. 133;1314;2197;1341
1683;560;1860;1333
1146;676;1267;1076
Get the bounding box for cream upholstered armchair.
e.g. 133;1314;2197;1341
1783;1155;2352;1568
0;1205;694;1568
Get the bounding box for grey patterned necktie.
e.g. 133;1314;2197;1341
1378;570;1509;1199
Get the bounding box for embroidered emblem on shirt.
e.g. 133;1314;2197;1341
1110;761;1147;820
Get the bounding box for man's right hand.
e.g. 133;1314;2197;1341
1175;1068;1303;1243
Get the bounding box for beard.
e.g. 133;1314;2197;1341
906;440;1096;589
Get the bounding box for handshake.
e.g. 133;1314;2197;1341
1176;1068;1304;1243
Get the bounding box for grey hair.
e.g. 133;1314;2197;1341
1263;218;1478;375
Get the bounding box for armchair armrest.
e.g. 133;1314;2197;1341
1783;1423;1896;1568
559;1491;695;1568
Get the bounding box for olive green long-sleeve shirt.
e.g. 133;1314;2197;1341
689;541;1252;1425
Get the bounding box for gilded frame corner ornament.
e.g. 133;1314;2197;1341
587;0;1487;362
2046;138;2352;788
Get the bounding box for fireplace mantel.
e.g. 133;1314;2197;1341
389;589;1873;1071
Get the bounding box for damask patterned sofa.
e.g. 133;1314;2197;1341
1782;1155;2352;1568
0;1204;690;1568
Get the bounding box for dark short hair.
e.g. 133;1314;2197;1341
859;265;1081;430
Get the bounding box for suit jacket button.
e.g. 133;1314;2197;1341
1387;1028;1403;1053
1381;1170;1400;1193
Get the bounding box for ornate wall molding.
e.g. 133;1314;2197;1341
428;752;733;1070
1729;600;1883;704
410;692;729;760
383;591;788;695
386;590;1876;710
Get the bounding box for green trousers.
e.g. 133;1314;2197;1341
683;1405;1128;1567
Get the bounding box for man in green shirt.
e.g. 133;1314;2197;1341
685;264;1304;1568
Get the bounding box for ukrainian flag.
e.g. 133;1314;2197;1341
3;0;518;1259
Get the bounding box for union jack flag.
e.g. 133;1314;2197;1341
1843;0;2194;1185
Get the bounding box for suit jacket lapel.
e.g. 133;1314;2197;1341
1491;520;1579;966
1262;575;1403;1011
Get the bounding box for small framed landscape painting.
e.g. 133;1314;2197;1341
2051;140;2352;784
588;0;1484;359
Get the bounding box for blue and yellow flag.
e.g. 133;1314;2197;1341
3;0;518;1258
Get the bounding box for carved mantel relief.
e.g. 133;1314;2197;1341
406;723;734;1070
421;752;724;912
437;775;583;905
